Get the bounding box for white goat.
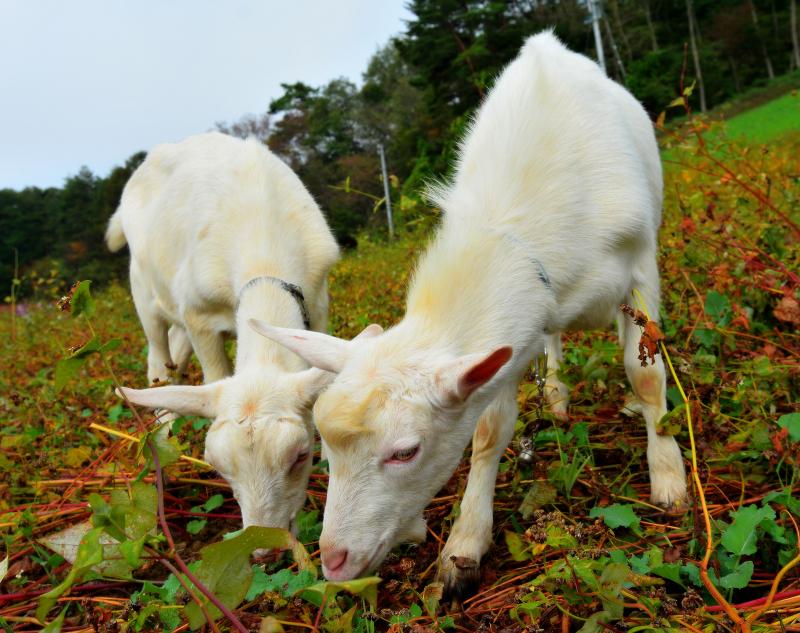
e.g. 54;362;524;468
252;32;687;593
106;132;360;531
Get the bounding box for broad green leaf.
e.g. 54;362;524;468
656;404;685;436
519;481;556;519
184;526;314;629
37;527;104;621
719;560;754;589
186;519;207;535
245;567;315;601
54;357;86;393
505;530;529;562
589;504;641;530
704;291;731;326
651;562;684;586
720;504;775;556
54;335;118;392
778;413;800;442
119;536;146;567
70;280;95;318
598;563;629;619
140;425;182;469
296;509;323;544
545;525;578;549
299;576;381;610
577;610;613;633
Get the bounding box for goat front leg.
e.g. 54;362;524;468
439;386;518;598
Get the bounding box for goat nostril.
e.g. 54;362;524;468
322;548;348;572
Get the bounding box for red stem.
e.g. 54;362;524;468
705;588;800;613
147;439;249;633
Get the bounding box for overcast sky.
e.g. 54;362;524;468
0;1;413;190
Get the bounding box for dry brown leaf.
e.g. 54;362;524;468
774;295;800;326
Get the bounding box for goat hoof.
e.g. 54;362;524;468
439;555;480;599
657;497;689;514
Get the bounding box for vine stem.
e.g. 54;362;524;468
630;289;749;632
148;438;249;633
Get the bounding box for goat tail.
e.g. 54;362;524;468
105;211;127;252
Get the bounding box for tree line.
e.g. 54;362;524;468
3;0;800;298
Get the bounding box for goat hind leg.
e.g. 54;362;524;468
622;276;687;509
544;331;569;419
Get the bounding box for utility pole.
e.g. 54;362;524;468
587;0;607;74
378;144;395;239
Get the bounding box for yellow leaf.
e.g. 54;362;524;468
64;446;92;468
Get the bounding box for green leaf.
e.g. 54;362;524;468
203;494;225;512
598;563;629;619
719;560;754;589
70;280;95;318
108;403;124;422
54;357;86;393
778;413;800;442
704;291;731;326
656;404;685;436
296;509;323;544
505;530;529;562
184;526;314;629
245;567;316;601
720;505;775;556
37;528;104;621
40;606;68;633
589;504;641;530
518;481;556;519
54;335;117;392
186;519;207;535
299;576;381;610
119;536;145;568
651;562;684;586
140;425;182;469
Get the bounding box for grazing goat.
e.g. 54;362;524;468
106;132;358;531
253;32;687;593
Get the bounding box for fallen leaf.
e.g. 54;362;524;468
774;295;800;326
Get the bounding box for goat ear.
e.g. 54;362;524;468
436;346;514;404
117;383;221;418
295;368;334;407
352;323;384;339
248;321;383;373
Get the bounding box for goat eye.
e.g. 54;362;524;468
387;445;419;463
292;450;310;469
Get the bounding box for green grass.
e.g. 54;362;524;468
725;91;800;142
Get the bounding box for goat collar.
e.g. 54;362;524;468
237;276;311;330
498;232;553;292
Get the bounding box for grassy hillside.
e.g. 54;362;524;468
725;91;800;142
1;112;798;631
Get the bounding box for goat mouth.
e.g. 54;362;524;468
360;540;388;577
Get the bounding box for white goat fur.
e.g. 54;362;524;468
253;32;688;591
105;132;344;531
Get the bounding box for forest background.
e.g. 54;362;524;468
3;0;800;297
